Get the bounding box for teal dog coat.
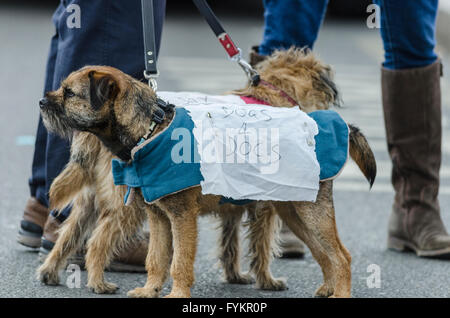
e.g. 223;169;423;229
112;107;348;204
112;108;204;204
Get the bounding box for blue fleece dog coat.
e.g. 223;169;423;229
112;108;348;204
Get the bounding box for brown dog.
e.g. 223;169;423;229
39;49;376;297
37;131;254;294
37;132;146;293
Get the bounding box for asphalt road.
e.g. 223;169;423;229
0;3;449;298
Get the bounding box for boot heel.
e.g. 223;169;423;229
387;236;408;252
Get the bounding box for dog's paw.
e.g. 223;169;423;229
89;281;119;294
163;287;191;298
256;277;288;291
127;287;159;298
38;268;60;286
226;273;255;285
314;284;334;298
328;293;351;298
163;291;191;298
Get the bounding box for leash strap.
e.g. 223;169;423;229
141;0;259;86
192;0;239;59
141;0;159;90
191;0;259;85
141;0;295;106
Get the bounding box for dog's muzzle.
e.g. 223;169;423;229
39;97;49;109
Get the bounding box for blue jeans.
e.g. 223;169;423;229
29;0;166;219
259;0;438;70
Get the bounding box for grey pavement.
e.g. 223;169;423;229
0;3;449;298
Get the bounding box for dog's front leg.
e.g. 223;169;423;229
49;161;90;211
85;203;146;294
165;208;198;298
37;189;97;285
128;206;173;298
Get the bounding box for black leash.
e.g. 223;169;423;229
140;0;260;90
191;0;240;58
141;0;174;140
192;0;260;85
141;0;159;90
139;0;300;140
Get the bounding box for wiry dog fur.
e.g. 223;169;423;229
233;48;341;111
37;132;150;293
39;48;376;297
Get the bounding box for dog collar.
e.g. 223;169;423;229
245;77;301;109
258;79;298;107
142;98;175;140
240;96;270;105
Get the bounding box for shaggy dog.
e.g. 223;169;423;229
38;48;376;297
37;132;253;294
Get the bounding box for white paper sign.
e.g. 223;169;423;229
158;91;320;202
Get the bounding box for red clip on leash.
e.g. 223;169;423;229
140;0;299;106
191;0;260;85
191;0;239;59
191;0;299;107
218;33;240;59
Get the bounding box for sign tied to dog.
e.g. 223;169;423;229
181;101;321;202
113;92;349;204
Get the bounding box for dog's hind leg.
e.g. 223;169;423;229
218;204;254;285
276;202;335;297
85;204;146;294
246;202;287;291
37;188;97;286
277;182;352;298
128;205;173;298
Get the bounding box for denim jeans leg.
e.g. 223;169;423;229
30;117;50;207
29;14;62;208
373;0;438;70
259;0;329;55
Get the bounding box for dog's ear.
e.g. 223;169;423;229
318;68;341;107
88;71;118;110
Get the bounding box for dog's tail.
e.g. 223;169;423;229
348;124;377;188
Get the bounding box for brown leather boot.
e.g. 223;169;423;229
249;45;267;68
278;221;306;259
17;197;49;248
382;60;450;258
39;214;64;260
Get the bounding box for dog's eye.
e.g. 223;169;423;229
64;88;75;98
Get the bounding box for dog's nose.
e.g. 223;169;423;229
39;97;48;109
